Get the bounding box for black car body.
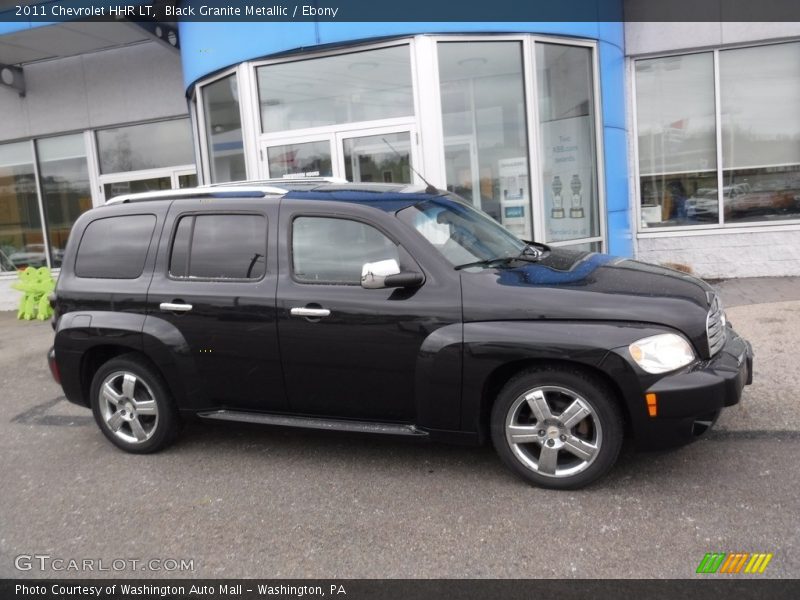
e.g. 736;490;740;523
49;181;753;489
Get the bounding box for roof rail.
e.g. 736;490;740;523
209;176;348;188
104;186;286;205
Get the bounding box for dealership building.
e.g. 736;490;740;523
2;1;800;308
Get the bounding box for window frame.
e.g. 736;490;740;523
195;67;250;185
192;34;607;252
167;211;269;283
288;213;409;286
94;117;197;203
632;40;800;237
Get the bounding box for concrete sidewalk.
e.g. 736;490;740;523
712;276;800;307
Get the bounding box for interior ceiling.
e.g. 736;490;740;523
0;21;151;66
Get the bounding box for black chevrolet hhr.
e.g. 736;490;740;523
48;181;753;489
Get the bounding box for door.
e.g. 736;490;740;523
337;128;417;184
146;199;286;412
262;135;336;179
444;135;481;207
259;125;419;184
276;203;461;423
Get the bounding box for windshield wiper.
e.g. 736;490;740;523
454;241;551;271
455;254;541;271
518;240;550;258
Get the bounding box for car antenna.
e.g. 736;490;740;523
381;137;439;195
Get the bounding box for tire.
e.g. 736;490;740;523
490;366;624;490
89;354;179;454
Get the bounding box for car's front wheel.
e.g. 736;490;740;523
490;366;624;490
90;355;179;453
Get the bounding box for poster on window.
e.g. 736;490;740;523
540;116;595;243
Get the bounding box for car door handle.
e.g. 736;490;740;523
160;302;193;313
290;307;331;318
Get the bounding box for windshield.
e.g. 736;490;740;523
397;195;526;266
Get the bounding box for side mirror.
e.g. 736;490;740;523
361;259;423;290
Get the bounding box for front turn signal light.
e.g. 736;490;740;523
646;393;657;417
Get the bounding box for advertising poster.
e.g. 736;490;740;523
540;116;595;242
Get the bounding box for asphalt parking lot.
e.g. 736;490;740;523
1;280;799;579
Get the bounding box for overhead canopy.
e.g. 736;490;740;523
0;20;151;66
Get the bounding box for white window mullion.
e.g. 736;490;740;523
713;49;725;227
84;129;103;206
525;37;546;244
237;62;261;181
413;36;446;188
29;139;52;269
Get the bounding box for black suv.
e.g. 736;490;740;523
48;181;753;489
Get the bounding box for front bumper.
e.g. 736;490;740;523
627;327;753;450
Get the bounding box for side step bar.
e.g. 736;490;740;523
197;410;428;437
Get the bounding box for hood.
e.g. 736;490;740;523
460;248;716;356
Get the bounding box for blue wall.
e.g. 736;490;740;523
179;19;632;256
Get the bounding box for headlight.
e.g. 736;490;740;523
628;333;695;374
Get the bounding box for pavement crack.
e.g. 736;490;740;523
11;396;94;427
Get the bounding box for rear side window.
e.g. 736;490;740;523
169;214;266;280
75;215;156;279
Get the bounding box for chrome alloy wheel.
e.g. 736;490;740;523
504;386;602;478
98;371;159;444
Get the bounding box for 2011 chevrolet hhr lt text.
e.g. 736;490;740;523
48;181;754;489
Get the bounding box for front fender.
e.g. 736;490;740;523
460;320;674;436
415;322;463;431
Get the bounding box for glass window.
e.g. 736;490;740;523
343;132;411;183
292;217;399;283
537;43;601;243
178;173;198;188
203;74;246;183
169;214;192;278
104;177;172;200
169;214;266;280
75;215;156;279
267;141;333;178
36;134;92;268
719;42;800;223
96;119;194;174
635;53;718;228
0;141;43;271
438;41;532;239
257;46;413;133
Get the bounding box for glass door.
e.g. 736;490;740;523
262;135;336;179
336;126;419;185
444;135;481;207
261;126;420;185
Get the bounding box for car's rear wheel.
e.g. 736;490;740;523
490;367;623;490
90;355;179;453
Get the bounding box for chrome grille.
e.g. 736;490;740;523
706;294;726;356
